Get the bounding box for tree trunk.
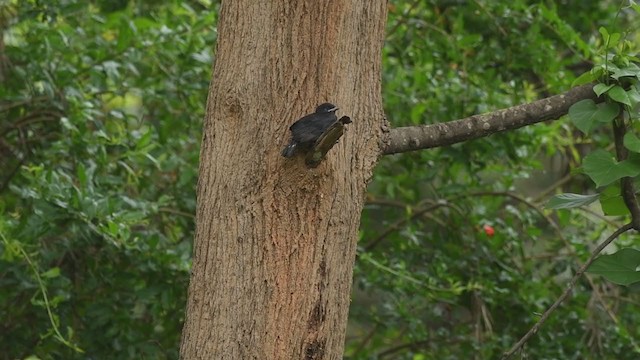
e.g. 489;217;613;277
180;1;388;359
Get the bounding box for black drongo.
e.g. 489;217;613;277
281;103;340;158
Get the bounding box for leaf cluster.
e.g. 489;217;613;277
1;1;216;358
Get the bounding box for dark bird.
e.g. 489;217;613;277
281;103;340;158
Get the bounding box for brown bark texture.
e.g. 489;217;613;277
180;1;388;359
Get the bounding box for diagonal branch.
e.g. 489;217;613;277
501;223;634;359
381;84;597;155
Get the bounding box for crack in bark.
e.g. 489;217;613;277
304;339;326;360
308;300;326;331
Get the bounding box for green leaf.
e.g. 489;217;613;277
593;83;614;96
572;70;596;86
546;193;599;209
568;99;619;134
137;130;153;149
599;184;627;216
116;19;134;52
609;33;621;48
76;163;87;188
599;27;621;48
627;86;640;106
624;133;640;153
610;62;640;80
410;103;428;124
588;248;640;286
599;195;627;216
42;267;61;279
598;26;609;41
608;85;632;106
582;149;640;187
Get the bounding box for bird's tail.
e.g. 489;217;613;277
281;142;297;158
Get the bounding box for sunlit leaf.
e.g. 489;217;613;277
546;193;599;209
41;267;61;279
572;70;596;86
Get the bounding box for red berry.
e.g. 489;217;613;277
483;224;495;237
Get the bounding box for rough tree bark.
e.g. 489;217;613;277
180;1;388;359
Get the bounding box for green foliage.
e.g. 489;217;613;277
559;13;640;297
1;0;215;357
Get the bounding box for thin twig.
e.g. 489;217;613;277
158;207;195;219
0;96;50;113
385;0;422;38
584;276;621;327
576;207;622;229
365;197;409;209
0;156;25;192
363;201;447;252
532;172;573;203
364;191;552;252
465;191;566;241
470;0;507;36
0;231;83;352
501;223;634;359
350;324;380;357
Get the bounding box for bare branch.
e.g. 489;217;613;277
501;223;634;360
382;84;597;155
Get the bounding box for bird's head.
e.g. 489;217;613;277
315;103;339;113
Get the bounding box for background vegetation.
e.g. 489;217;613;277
1;0;638;359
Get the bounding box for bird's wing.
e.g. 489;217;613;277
289;113;314;131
